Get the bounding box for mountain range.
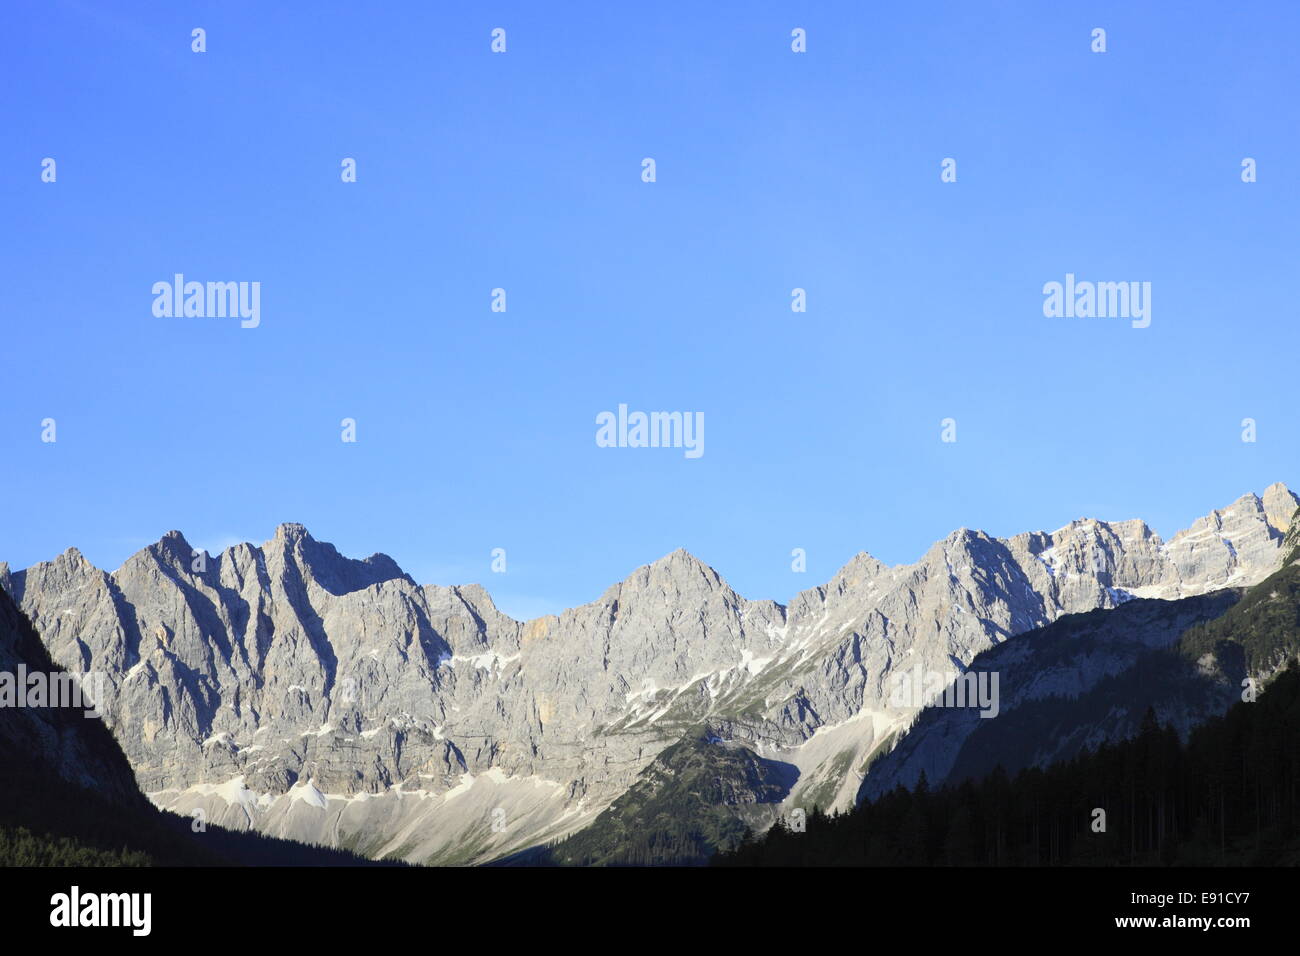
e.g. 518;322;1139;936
2;482;1296;864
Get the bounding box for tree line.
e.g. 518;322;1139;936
713;666;1300;867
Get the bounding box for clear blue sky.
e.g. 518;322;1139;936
3;1;1297;619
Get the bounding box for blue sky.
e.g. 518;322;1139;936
3;1;1297;619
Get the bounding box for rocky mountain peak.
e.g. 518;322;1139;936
1262;482;1299;535
146;529;195;567
263;524;409;596
273;522;312;543
650;546;709;570
625;548;724;592
818;551;889;601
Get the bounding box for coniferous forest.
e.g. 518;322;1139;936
713;666;1300;867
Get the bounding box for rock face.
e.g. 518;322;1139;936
0;586;142;808
2;484;1295;864
862;502;1300;804
856;590;1246;804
